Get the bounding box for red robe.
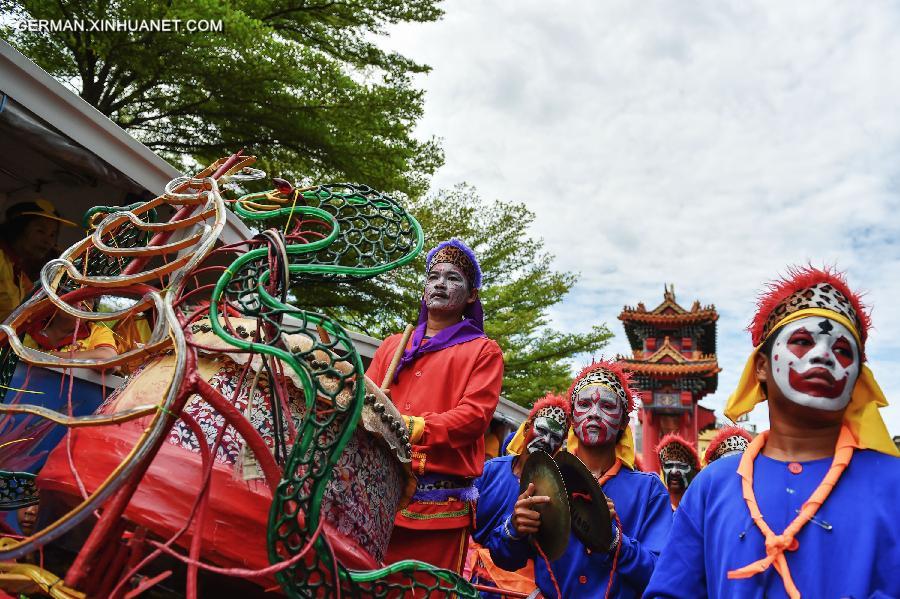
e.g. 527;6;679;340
366;333;504;571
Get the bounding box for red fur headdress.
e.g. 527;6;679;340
749;266;871;355
528;392;571;426
703;426;752;465
656;433;701;471
567;359;635;414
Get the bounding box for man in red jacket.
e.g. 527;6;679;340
366;238;504;573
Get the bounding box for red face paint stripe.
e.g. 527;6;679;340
787;368;848;399
833;337;855;369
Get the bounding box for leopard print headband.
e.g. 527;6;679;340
658;442;699;470
429;246;477;288
761;282;862;343
534;405;567;424
571;369;627;404
708;434;750;463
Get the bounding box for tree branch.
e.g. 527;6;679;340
262;2;339;21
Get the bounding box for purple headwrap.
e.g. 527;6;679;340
425;238;483;290
393;239;486;381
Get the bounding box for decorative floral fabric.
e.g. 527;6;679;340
166;358;302;464
319;429;404;562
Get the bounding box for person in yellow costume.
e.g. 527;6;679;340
24;302;118;362
646;266;900;599
0;199;76;322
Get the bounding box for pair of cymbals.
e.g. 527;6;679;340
519;450;613;560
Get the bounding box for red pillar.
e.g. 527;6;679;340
642;409;660;473
691;404;699;445
678;411;692;445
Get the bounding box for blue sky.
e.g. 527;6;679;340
385;1;900;434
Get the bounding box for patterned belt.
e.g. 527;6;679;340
412;474;479;502
416;474;470;492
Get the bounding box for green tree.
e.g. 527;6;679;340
1;0;444;197
299;185;613;407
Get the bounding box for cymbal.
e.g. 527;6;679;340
519;450;570;561
555;451;612;552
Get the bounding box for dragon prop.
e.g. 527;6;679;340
0;153;481;598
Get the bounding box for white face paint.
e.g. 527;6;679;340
572;384;623;447
424;263;471;315
525;416;566;455
769;316;860;411
662;460;694;490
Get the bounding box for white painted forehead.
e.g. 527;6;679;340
576;383;619;401
774;315;858;348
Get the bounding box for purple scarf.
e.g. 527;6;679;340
393;299;486;382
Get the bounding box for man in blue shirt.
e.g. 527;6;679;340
486;361;672;598
656;433;701;510
645;267;900;599
470;392;570;597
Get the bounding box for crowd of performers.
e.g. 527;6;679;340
369;237;899;599
1;194;897;598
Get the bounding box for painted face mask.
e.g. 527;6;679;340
657;435;699;490
526;415;567;455
423;262;471;315
662;460;694;490
572;383;623;447
770;315;860;411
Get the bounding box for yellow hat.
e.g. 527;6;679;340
7;199;77;227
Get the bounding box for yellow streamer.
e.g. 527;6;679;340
0;383;44;395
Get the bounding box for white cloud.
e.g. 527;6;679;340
385;0;900;435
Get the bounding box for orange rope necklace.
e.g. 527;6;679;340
727;425;857;599
596;457;622;485
534;542;563;599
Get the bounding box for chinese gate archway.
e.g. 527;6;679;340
618;285;720;473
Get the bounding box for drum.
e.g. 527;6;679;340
37;317;412;575
317;377;414;564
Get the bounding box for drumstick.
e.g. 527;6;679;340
381;324;414;391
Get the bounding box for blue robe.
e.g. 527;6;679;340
471;455;532;598
644;449;900;598
473;455;522;544
485;464;672;599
